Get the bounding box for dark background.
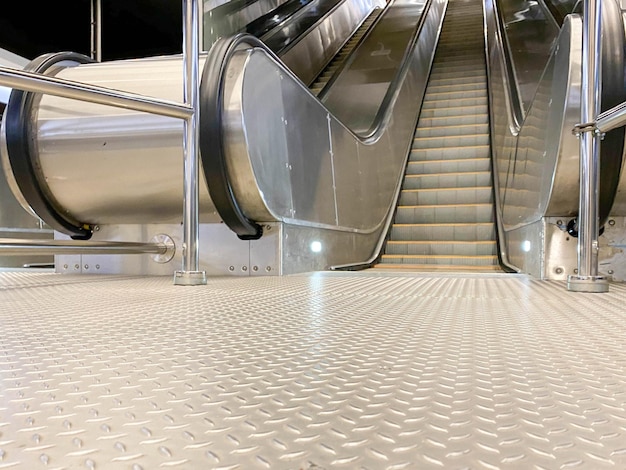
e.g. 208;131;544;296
0;1;183;61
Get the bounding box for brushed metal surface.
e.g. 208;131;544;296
270;0;385;86
203;0;289;49
2;271;626;468
497;0;559;112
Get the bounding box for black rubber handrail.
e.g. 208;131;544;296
199;35;264;240
4;51;95;240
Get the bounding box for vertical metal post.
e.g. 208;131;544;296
90;0;102;62
174;0;207;286
567;0;608;292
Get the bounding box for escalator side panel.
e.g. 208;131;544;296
216;0;447;271
279;0;386;86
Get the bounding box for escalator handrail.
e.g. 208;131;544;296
200;0;437;239
490;0;524;133
200;36;263;240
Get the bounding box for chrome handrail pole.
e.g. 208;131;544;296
568;0;609;292
174;0;207;285
0;67;193;119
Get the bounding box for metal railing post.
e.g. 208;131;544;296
567;0;609;292
90;0;102;61
174;0;207;285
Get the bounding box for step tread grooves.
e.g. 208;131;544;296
381;0;499;270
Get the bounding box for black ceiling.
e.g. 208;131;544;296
0;1;183;62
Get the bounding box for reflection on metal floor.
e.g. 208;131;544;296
1;271;626;469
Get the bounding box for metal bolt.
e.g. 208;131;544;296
74;264;80;270
609;219;616;226
555;267;564;274
265;266;272;272
84;265;89;270
228;266;235;271
95;265;100;270
252;266;258;272
242;266;248;271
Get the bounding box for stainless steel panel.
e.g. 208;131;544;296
498;0;559;111
278;0;386;85
598;216;626;281
27;55;218;225
203;0;289;49
55;223;253;276
505;217;577;279
499;17;581;229
323;0;428;134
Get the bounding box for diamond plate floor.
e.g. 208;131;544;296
1;271;626;469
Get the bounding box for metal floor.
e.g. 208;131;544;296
1;271;626;469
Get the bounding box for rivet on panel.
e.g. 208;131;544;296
242;266;248;272
555;267;564;275
253;266;258;272
608;270;614;275
229;266;235;271
84;265;89;270
609;219;616;226
266;266;272;272
74;264;80;270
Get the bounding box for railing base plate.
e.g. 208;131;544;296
567;274;609;292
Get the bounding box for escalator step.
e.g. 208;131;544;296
417;113;488;127
409;144;490;160
394;203;494;224
402;171;492;190
399;186;493;205
389;223;496;242
384;240;497;256
379;254;499;266
407;157;491;174
414;123;488;138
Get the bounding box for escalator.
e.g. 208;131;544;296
309;8;382;95
377;0;500;271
